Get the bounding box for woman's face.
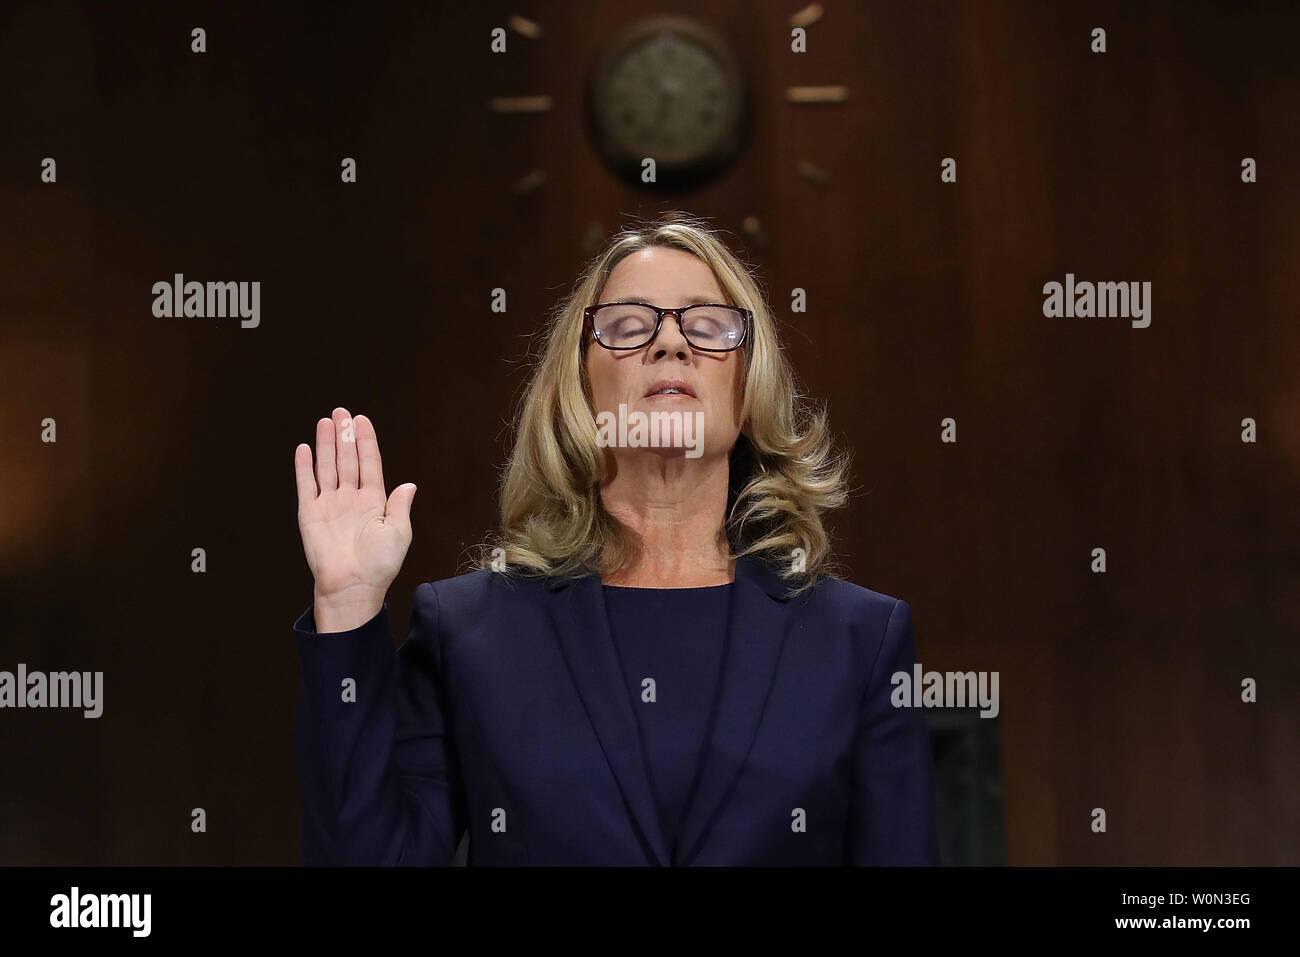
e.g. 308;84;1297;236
584;247;745;463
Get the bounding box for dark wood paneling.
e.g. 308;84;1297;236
0;0;1294;865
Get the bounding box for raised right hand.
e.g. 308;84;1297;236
294;407;416;631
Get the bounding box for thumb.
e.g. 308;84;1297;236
385;483;417;533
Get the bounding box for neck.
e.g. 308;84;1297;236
598;451;734;587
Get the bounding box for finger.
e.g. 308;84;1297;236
315;417;337;492
385;483;416;537
354;414;385;492
334;407;359;489
294;443;318;507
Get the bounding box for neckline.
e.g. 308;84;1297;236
602;582;734;592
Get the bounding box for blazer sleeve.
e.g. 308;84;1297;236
847;598;942;865
292;582;467;866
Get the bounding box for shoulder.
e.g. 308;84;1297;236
796;573;908;635
798;577;918;699
413;566;554;623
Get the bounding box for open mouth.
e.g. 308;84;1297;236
645;381;696;398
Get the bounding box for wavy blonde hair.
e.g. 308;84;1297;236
474;212;850;593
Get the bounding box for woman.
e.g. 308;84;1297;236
291;213;940;866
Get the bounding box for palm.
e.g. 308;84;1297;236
294;409;416;603
299;485;398;594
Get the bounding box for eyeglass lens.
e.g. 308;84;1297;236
592;304;743;350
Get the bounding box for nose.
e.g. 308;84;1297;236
650;310;691;358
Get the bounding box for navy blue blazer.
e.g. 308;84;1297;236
292;554;941;866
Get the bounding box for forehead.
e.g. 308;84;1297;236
600;247;725;302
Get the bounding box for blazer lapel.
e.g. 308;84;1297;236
546;570;672;866
673;554;800;865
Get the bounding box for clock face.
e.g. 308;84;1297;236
587;16;747;178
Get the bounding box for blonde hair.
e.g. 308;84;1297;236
474;212;850;593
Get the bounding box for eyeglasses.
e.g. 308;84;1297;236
583;301;752;352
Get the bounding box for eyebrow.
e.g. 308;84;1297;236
618;294;721;305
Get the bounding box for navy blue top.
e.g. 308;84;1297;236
601;582;733;863
293;556;942;865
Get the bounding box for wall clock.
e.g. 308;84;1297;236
584;14;750;188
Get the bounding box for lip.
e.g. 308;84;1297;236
644;380;696;399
